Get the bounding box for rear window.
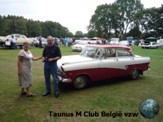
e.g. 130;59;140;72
116;48;132;57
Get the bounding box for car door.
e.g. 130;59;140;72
98;48;121;80
115;48;134;77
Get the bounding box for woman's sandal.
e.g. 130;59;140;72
27;93;35;97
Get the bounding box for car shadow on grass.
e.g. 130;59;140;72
59;76;145;93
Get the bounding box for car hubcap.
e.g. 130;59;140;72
132;70;139;79
74;77;86;89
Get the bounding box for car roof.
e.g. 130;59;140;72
87;44;131;50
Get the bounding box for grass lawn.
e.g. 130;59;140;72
0;46;162;122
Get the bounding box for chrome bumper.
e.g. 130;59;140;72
59;76;72;83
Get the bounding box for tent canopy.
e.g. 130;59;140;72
145;37;157;42
146;37;157;40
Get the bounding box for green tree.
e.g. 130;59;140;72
27;20;42;37
0;15;7;35
127;26;141;38
14;18;27;35
0;15;73;37
88;0;144;39
75;31;84;38
88;4;113;38
141;5;163;38
115;0;144;38
87;30;97;38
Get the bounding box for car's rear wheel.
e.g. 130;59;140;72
130;69;140;80
73;75;88;89
16;45;22;49
42;44;46;48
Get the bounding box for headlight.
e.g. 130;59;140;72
61;66;65;73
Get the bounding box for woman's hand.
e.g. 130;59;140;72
42;57;46;62
32;56;43;61
18;71;22;77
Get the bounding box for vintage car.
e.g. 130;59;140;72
72;41;91;52
58;45;150;89
119;40;129;46
141;42;159;49
32;36;47;48
3;34;33;49
72;40;101;52
0;36;7;46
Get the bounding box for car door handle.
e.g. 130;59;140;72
114;59;118;61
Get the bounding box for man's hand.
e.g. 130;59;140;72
47;57;61;62
47;58;54;62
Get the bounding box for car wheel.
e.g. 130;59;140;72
42;44;46;48
130;69;140;80
73;75;88;89
16;45;21;49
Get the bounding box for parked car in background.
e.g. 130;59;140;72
58;45;150;89
157;39;163;48
2;34;33;49
0;36;7;46
33;36;47;48
119;40;129;46
141;42;159;49
72;41;90;52
72;39;102;52
53;37;61;45
110;38;119;44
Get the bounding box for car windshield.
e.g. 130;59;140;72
80;46;103;58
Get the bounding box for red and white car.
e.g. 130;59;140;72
58;45;150;89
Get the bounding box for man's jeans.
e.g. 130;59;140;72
44;62;59;94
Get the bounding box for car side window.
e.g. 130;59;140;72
116;48;132;57
101;48;116;59
22;36;26;39
94;48;104;58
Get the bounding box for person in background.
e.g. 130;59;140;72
42;36;62;98
17;42;42;97
11;35;16;49
68;38;73;46
63;37;68;46
60;38;64;46
54;38;58;45
38;36;42;48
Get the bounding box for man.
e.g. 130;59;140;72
38;36;42;48
42;36;62;98
11;35;16;49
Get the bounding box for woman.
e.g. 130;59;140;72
17;42;41;97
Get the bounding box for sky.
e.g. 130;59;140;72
0;0;162;34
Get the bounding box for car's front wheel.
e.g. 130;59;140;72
130;69;140;80
73;75;88;89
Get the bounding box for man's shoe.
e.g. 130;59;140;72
55;93;59;98
42;92;51;96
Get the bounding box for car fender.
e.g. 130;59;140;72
61;60;98;81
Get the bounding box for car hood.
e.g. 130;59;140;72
57;55;93;67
